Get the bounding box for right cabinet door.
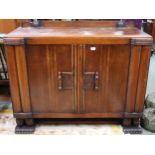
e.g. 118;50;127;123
82;45;130;113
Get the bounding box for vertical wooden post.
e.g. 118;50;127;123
4;38;34;134
4;45;22;113
124;38;152;134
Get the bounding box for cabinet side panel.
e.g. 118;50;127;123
15;45;31;113
4;46;22;113
126;46;141;113
135;46;151;112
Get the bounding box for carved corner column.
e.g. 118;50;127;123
4;38;35;134
123;38;152;134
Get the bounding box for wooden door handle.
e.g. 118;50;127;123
58;72;73;90
84;72;99;90
58;72;63;90
94;72;99;90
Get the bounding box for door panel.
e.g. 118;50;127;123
82;45;103;113
105;45;130;113
82;45;130;113
52;45;75;113
26;45;75;113
26;44;129;114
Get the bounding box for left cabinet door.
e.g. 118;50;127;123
26;45;76;113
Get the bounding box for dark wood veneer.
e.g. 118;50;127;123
4;21;152;134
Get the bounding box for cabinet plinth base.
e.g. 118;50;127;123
123;126;142;134
15;125;35;134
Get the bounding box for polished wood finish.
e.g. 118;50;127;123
26;45;75;113
82;45;129;113
6;26;150;38
4;46;22;113
4;22;152;134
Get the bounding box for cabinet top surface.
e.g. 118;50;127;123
5;26;151;39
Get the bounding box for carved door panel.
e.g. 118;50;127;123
26;45;75;113
82;45;130;113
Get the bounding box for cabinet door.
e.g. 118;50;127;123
82;45;130;113
26;45;75;113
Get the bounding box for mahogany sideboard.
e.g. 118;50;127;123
4;23;152;134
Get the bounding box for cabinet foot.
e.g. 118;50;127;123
132;118;140;127
123;118;132;126
123;126;142;134
16;118;25;126
15;118;35;134
15;125;35;134
25;119;34;126
123;118;142;134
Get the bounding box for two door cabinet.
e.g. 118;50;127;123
4;25;152;134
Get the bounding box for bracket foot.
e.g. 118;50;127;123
123;126;142;134
15;125;35;134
